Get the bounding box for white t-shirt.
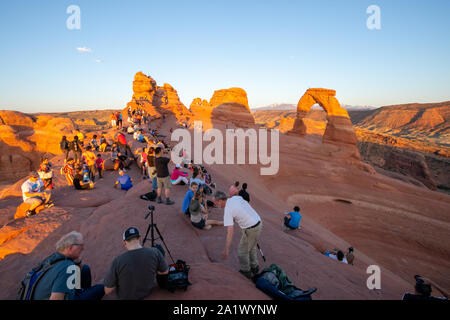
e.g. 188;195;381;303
223;196;261;229
21;178;44;201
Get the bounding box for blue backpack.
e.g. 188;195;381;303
17;253;68;300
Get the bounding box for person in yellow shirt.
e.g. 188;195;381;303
82;146;97;182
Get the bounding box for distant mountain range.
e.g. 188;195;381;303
252;103;376;111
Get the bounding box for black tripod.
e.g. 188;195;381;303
142;205;175;264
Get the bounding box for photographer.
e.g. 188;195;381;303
104;227;169;300
402;275;448;300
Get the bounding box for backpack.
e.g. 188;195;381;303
167;260;191;292
17;253;68;300
140;190;157;201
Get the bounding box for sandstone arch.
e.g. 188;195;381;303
289;88;357;145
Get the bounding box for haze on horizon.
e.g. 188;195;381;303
0;0;449;114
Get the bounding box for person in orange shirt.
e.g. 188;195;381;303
82;146;97;182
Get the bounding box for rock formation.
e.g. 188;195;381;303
289;89;358;146
190;87;255;130
0;111;75;182
125;72;191;124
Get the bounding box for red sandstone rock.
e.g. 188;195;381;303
190;87;255;130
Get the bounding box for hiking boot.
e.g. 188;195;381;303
157;197;162;203
26;210;35;218
251;266;259;275
239;270;253;279
166;198;175;205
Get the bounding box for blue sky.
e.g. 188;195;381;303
0;0;449;113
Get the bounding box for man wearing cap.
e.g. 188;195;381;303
104;227;169;300
213;190;263;279
21;171;52;217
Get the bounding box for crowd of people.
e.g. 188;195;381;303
17;107;448;301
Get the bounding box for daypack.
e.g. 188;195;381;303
254;264;317;301
167;260;191;292
140;190;157;201
17;253;69;300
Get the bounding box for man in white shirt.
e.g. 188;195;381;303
21;171;52;217
213;190;262;279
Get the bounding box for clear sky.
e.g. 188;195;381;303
0;0;449;113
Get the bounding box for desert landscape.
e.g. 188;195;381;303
0;72;449;300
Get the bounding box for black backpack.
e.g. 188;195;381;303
17;253;68;300
167;260;191;292
140;190;157;201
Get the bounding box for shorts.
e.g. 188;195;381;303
24;196;44;205
191;219;206;230
157;176;171;190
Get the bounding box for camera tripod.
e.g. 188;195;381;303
142;205;175;264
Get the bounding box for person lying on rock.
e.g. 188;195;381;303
323;248;348;264
213;190;263;280
114;170;133;191
104;227;169;300
21;171;53;217
73;166;94;190
30;231;105;300
189;189;223;230
283;206;302;231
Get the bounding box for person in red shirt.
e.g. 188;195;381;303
96;154;104;179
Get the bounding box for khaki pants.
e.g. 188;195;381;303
237;222;262;272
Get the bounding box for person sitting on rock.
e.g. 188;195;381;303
21;171;52;217
402;275;448;301
29;231;105;300
99;134;109;152
170;164;189;185
60;158;75;186
229;181;239;197
238;183;250;202
346;247;355;265
114;170;133;191
73;166;94;190
104;227;169;300
182;182;198;216
323;248;348;264
38;157;54;190
189;189;223;230
283;206;302;231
